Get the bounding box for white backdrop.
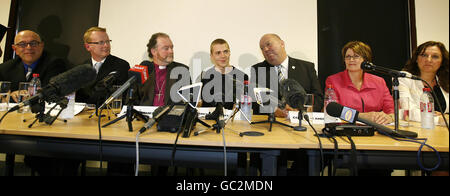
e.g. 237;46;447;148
98;0;318;80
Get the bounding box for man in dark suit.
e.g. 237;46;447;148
250;34;323;176
251;34;323;117
0;30;80;176
139;32;191;107
0;30;66;101
75;27;131;176
75;27;130;105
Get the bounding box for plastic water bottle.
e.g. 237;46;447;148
240;80;252;121
29;74;41;96
420;88;434;129
324;84;339;123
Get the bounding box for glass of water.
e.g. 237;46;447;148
0;81;11;112
399;97;409;127
18;82;31;113
304;94;314;117
110;85;123;111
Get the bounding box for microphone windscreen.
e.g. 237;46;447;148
280;79;307;109
326;102;343;118
129;65;149;84
48;64;96;96
360;61;373;70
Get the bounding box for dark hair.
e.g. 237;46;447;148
404;41;449;92
146;32;170;59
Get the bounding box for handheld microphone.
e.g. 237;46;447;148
9;64;97;112
138;104;173;134
361;61;421;80
129;65;149;84
326;102;417;138
280;79;307;110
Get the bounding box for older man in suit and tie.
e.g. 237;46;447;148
0;30;67;102
251;34;324;117
250;34;324;176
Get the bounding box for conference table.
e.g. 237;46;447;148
0;110;448;176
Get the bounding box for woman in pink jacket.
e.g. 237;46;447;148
325;41;394;125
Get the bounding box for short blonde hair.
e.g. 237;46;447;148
210;38;230;54
83;27;106;43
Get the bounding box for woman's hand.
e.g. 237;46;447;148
360;112;394;125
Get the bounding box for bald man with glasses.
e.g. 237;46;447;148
0;30;67;102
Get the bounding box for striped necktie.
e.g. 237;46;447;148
277;66;285;82
26;67;33;80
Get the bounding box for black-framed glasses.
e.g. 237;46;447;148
88;40;112;45
14;41;41;48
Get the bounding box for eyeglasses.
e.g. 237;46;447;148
14;41;41;48
88;40;112;45
419;54;441;61
344;55;361;60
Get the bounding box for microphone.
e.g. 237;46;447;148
138;104;173;134
129;65;149;84
280;79;307;110
326;102;417;138
9;64;97;112
361;61;421;80
98;75;137;110
98;71;118;87
253;88;286;109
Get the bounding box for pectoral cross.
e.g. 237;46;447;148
156;93;163;102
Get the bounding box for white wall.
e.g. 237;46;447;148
99;0;318;80
415;0;449;48
0;0;11;63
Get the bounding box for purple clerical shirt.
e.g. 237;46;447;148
153;64;167;106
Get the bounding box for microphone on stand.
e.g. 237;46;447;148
280;79;307;131
361;61;421;80
9;64;96;112
138;105;173;134
326;102;418;138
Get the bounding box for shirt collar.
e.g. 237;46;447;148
23;59;40;73
91;57;106;66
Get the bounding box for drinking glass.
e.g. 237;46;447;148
304;94;314;119
304;94;314;113
0;81;11;111
18;82;31;113
110;85;123;111
399;97;409;127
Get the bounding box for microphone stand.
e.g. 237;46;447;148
27;98;68;128
293;109;307;131
251;106;293;132
102;88;148;132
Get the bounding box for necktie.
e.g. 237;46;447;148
277;66;285;82
94;62;102;73
26;67;33;80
